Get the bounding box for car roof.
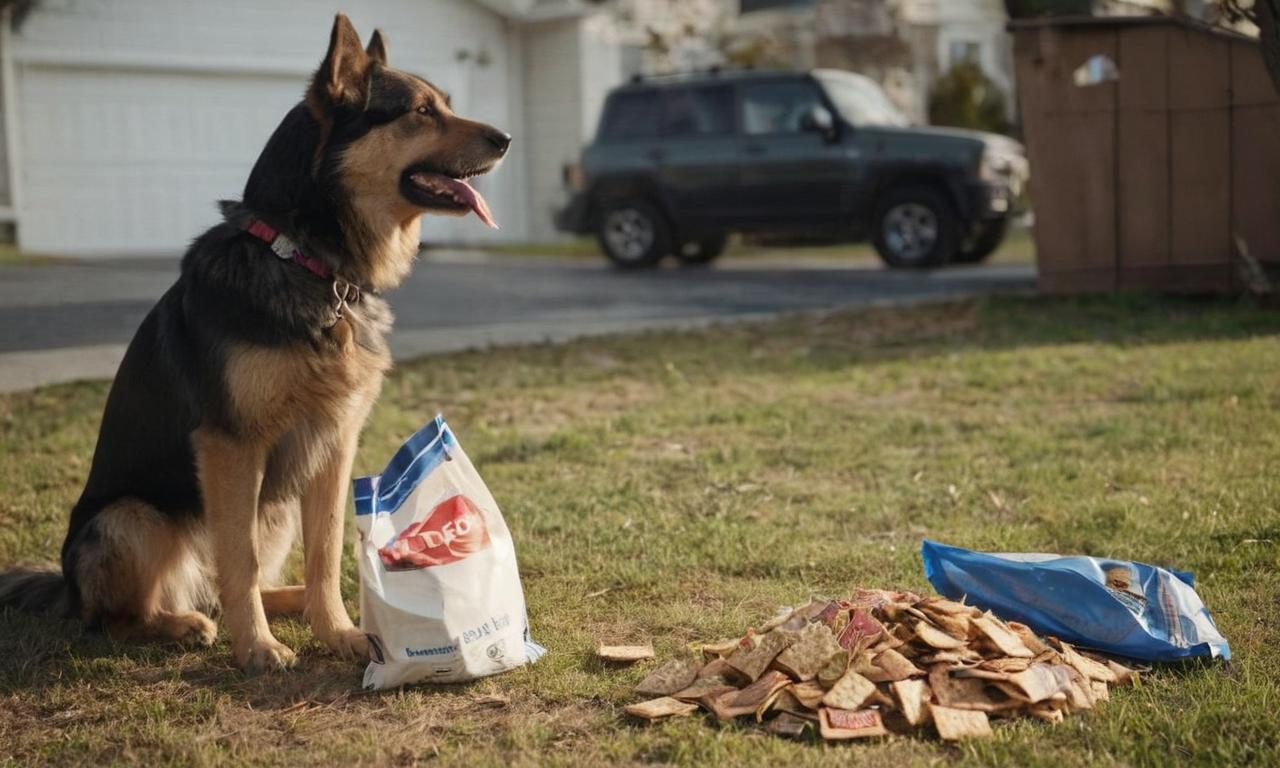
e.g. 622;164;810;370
609;69;809;93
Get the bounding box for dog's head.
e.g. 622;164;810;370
307;15;510;229
245;15;510;290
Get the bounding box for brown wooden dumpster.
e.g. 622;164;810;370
1011;16;1280;294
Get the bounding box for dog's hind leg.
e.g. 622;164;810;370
70;498;217;646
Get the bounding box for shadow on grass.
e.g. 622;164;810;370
0;607;482;709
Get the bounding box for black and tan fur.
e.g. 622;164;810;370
0;15;511;673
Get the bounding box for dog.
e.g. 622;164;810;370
0;14;510;673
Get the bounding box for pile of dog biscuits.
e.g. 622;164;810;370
623;588;1139;741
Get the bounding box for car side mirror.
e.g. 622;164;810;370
801;105;837;140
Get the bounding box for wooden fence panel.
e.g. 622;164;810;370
1231;39;1280;265
1117;26;1169;269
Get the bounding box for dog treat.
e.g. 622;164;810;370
930;704;993;740
765;712;811;737
892;679;930;726
635;659;700;697
672;675;737;703
774;621;844;681
620;586;1138;742
819;707;888;739
726;629;793;681
822;669;877;710
705;671;791;719
598;643;656;663
625;697;700;720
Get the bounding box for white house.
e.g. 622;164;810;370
0;0;623;256
732;0;1015;124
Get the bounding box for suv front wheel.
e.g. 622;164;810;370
872;186;958;269
597;200;671;269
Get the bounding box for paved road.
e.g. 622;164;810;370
0;252;1035;392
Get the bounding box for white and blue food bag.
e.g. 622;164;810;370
922;539;1229;661
354;415;544;689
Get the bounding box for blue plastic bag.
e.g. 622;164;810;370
921;539;1230;661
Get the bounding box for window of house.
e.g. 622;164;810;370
949;40;982;67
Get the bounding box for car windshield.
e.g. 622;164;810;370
813;70;909;128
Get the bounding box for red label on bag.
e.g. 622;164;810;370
378;494;491;570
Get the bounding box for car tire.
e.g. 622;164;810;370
954;218;1008;264
872;186;959;269
596;200;671;269
673;232;728;266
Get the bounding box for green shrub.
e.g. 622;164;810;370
928;61;1011;135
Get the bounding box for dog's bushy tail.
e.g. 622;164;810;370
0;564;71;616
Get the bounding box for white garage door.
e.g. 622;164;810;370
18;64;309;255
16;61;477;256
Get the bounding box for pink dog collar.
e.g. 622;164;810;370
245;219;333;280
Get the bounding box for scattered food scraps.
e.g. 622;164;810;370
598;643;656;663
622;588;1139;742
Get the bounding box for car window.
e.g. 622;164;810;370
599;90;660;141
660;86;735;137
813;70;909;127
740;80;825;136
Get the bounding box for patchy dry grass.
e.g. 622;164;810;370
2;294;1279;767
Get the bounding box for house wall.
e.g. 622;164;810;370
520;14;620;241
0;25;9;212
7;0;525;255
521;18;580;243
735;0;1016;125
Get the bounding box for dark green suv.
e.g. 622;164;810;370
555;69;1027;269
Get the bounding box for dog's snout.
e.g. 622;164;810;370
485;128;512;155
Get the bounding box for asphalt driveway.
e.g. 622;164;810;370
0;251;1034;392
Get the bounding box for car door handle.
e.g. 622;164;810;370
743;143;767;155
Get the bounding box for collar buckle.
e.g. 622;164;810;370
330;278;361;325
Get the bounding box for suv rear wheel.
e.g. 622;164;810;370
872;186;958;269
673;232;728;266
597;200;671;269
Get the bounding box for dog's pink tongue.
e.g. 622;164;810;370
444;178;497;230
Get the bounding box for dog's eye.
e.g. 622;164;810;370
416;105;434;117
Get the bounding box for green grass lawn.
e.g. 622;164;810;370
2;294;1278;767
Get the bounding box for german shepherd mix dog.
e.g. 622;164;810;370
0;15;510;673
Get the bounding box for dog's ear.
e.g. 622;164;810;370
310;13;370;114
366;29;388;65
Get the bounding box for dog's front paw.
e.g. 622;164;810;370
318;625;370;661
235;637;298;674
